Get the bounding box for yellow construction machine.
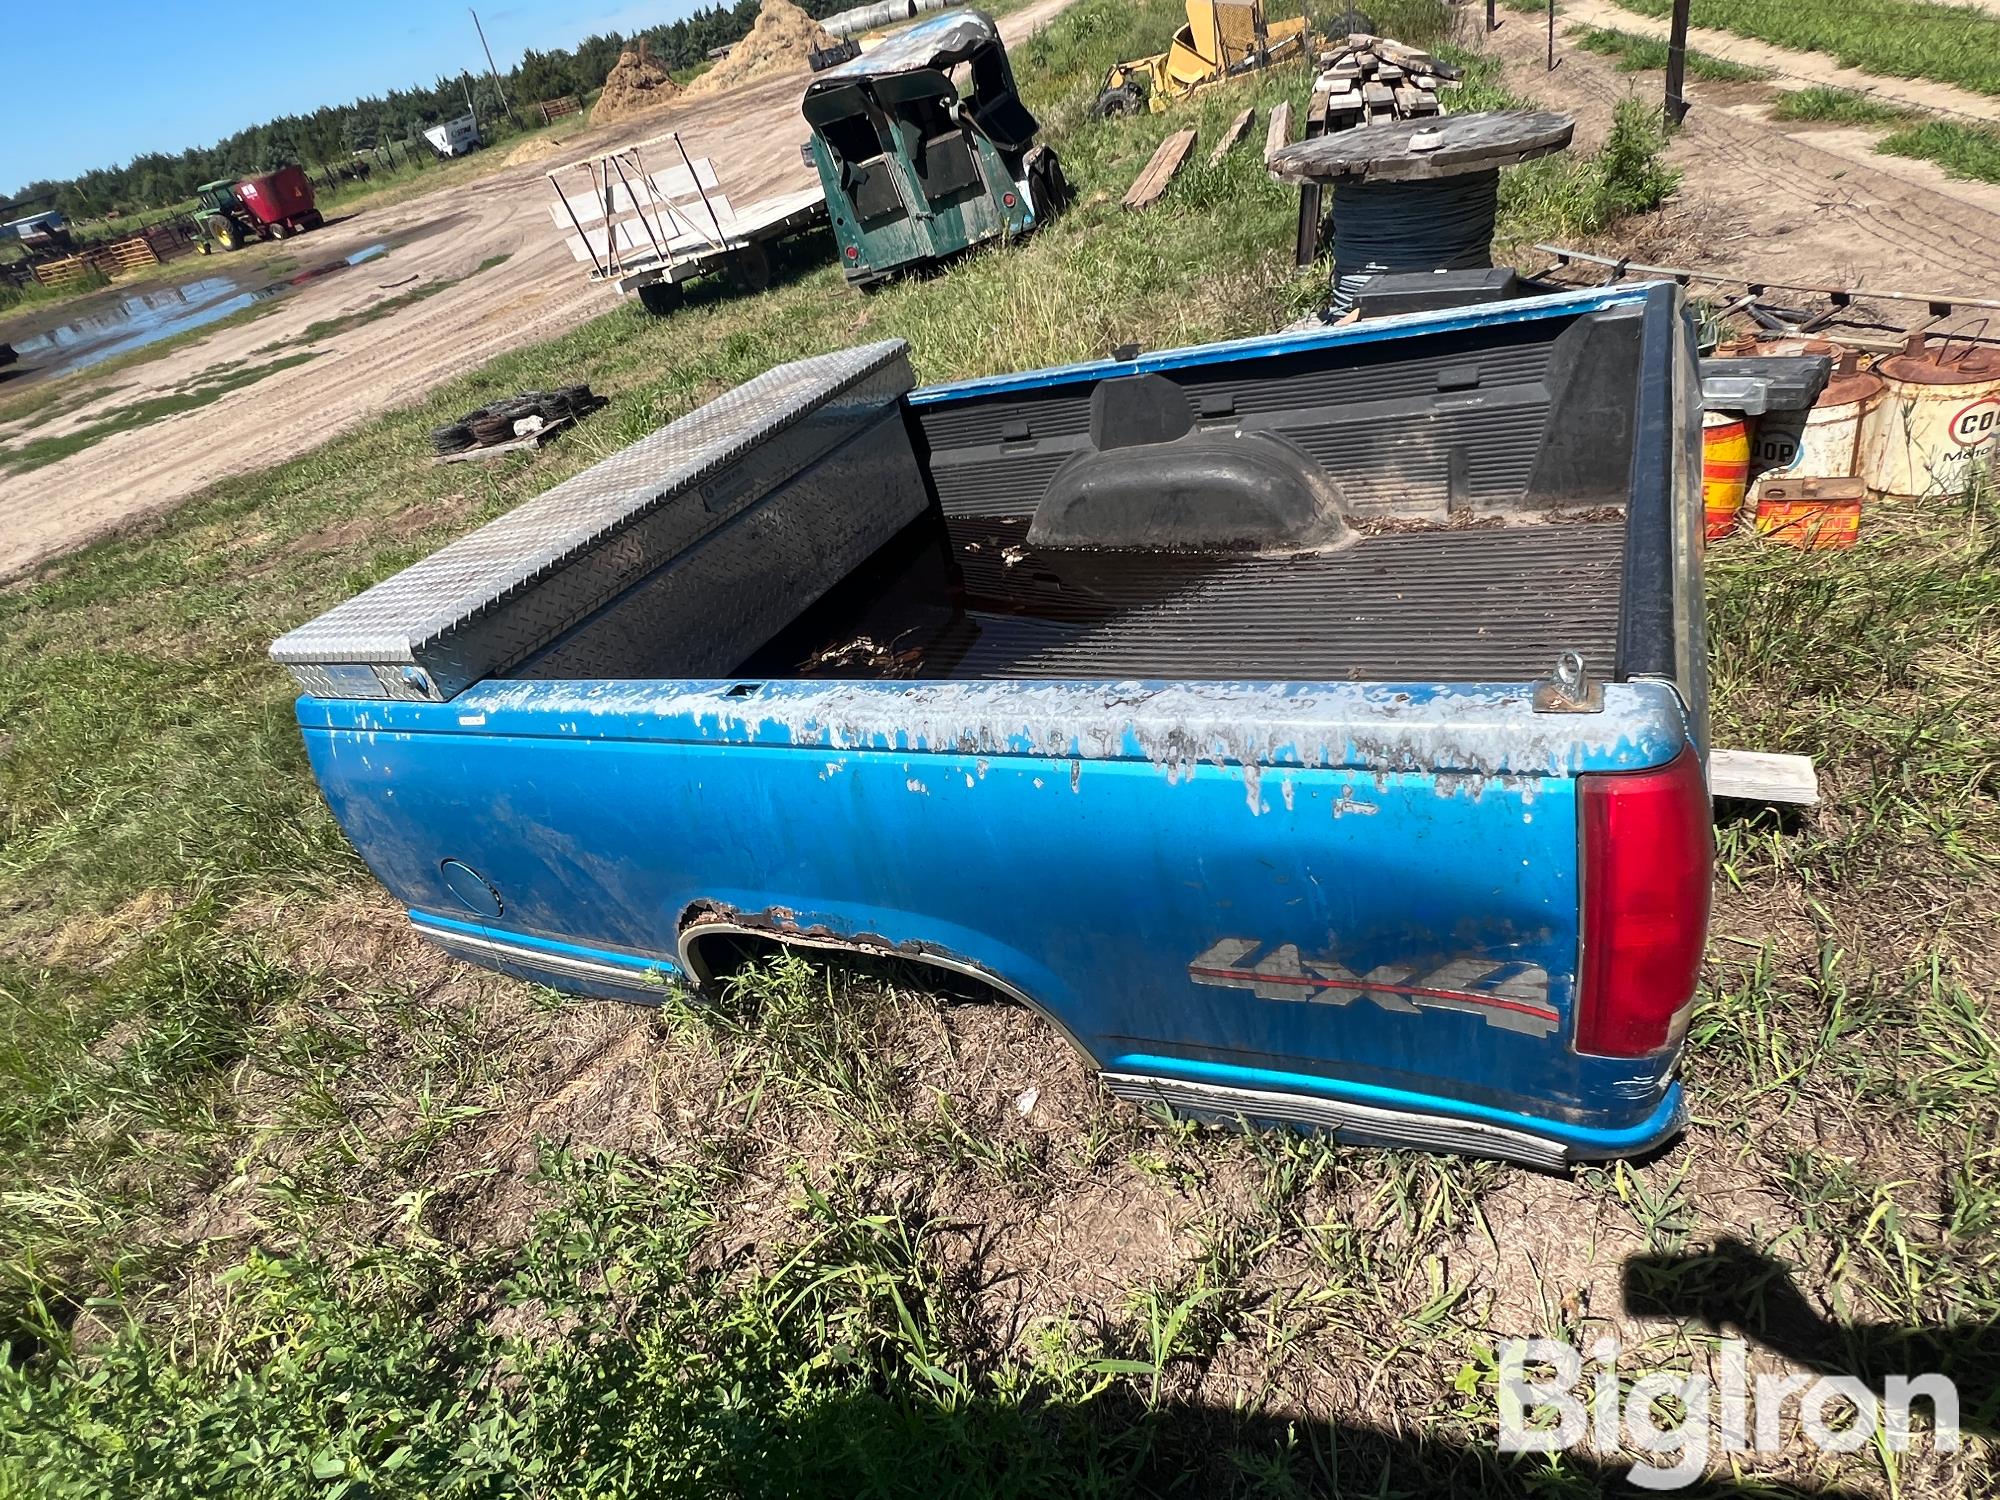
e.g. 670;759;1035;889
1093;0;1314;116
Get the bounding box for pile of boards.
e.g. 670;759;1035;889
1310;33;1462;133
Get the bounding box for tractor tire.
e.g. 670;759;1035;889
636;280;683;316
270;222;292;240
1092;83;1145;118
729;242;773;294
207;215;240;251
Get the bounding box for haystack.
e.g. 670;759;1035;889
684;0;834;96
505;136;566;167
592;42;682;125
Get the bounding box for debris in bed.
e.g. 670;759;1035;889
798;634;927;676
1351;507;1624;534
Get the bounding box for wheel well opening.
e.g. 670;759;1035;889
678;923;1096;1066
683;928;1009;1009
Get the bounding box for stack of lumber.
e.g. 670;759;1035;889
1309;33;1462;135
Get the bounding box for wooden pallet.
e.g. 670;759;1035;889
1123;128;1198;210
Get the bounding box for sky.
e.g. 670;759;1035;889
4;0;689;196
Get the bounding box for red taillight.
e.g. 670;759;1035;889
1574;747;1713;1057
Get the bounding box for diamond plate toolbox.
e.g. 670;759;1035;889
270;340;918;700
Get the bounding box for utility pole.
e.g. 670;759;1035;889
1664;0;1692;124
470;7;518;125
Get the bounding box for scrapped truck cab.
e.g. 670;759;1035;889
803;10;1067;288
273;286;1714;1168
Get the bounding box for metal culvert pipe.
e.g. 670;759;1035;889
824;0;917;37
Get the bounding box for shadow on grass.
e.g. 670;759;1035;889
758;1385;1885;1498
1626;1237;1999;1438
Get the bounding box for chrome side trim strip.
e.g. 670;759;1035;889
1101;1072;1572;1170
420;925;673;992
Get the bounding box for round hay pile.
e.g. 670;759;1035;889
685;0;834;96
592;44;682;125
505;136;566;167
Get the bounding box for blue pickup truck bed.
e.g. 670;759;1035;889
273;285;1713;1168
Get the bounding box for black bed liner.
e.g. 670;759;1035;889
741;512;1626;684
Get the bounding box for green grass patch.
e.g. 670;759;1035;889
1771;84;1916;124
1610;0;2000;97
0;353;317;475
1878;116;2000;183
0;269;112;319
292;253;511;344
1566;24;1774;80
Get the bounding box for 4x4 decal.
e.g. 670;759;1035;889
1189;938;1559;1037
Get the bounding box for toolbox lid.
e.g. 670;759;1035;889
270;339;913;700
1697;353;1832;415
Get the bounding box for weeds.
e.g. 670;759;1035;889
0;269;110;318
1879;118;2000;184
1567;24;1774;81
1497;95;1682;242
1608;0;2000;99
1772;85;1917;125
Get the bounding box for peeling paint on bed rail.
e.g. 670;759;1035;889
300;676;1692;778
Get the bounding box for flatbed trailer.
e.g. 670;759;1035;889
547;133;828;313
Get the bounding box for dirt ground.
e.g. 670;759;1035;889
1486;11;2000;313
0;0;1075;585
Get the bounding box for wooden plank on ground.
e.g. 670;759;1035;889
1264;100;1293;165
1124;128;1198;210
1208;107;1257;165
1709;749;1820;805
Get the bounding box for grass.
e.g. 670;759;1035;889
3;0;1996;1493
291;254;511;344
1771;84;1917;124
1879;118;2000;183
0;269;111;319
1608;0;2000;98
1760;85;2000;186
0;353;316;475
1566;24;1775;81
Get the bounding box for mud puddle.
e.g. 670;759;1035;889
9;244;389;380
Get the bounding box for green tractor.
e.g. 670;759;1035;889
192;168;322;253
